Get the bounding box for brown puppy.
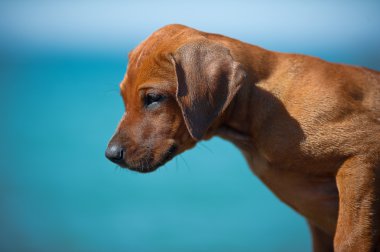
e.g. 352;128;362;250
105;24;380;251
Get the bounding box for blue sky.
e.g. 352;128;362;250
1;0;380;55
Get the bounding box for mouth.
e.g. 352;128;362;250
123;144;178;173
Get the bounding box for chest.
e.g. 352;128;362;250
242;149;339;234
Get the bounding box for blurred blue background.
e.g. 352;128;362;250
1;1;379;251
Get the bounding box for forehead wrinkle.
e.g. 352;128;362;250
124;38;178;96
128;35;149;63
131;58;171;86
134;47;146;67
134;39;161;68
138;81;175;93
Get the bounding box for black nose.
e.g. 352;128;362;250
105;144;125;163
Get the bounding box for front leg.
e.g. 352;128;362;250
334;155;380;251
308;222;334;252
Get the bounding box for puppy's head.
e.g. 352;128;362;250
105;24;246;172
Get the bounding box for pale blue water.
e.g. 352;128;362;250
1;1;380;251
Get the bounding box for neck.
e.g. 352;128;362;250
211;42;279;150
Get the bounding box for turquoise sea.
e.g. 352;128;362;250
1;50;312;252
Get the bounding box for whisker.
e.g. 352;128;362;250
114;165;121;174
199;142;214;154
179;155;190;171
175;157;179;172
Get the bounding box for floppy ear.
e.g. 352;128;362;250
171;40;246;140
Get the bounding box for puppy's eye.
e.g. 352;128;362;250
145;93;164;107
